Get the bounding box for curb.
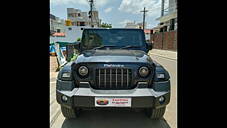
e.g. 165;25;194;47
149;53;177;61
50;106;61;128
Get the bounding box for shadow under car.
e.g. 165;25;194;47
61;109;171;128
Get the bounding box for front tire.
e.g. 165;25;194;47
61;106;80;119
145;107;166;119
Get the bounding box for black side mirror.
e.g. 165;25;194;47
73;42;80;52
146;42;153;50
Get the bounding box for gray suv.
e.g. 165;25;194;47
56;28;170;119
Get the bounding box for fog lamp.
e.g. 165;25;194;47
159;96;165;104
62;95;68;102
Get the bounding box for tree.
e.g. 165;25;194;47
101;23;112;28
77;38;81;41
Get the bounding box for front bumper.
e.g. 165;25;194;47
56;87;170;109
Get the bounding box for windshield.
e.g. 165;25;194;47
81;29;146;50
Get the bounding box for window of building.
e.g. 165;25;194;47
169;19;175;31
77;22;80;26
80;22;85;26
160;26;167;32
72;22;76;26
68;27;72;30
68;13;73;17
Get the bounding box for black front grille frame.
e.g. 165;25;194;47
92;68;134;90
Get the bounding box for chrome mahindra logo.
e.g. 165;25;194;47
104;64;124;67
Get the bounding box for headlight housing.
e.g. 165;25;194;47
138;66;150;77
62;72;71;78
78;66;89;76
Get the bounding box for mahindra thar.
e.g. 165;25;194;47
56;28;170;119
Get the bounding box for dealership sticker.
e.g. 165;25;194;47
95;97;131;107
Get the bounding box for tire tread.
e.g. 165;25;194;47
61;106;77;119
146;107;166;119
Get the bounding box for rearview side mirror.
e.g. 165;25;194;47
146;42;153;51
74;42;81;52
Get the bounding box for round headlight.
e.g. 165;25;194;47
78;66;89;76
139;66;150;77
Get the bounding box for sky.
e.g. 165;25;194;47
50;0;169;28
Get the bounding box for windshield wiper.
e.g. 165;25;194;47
92;45;118;50
120;45;141;49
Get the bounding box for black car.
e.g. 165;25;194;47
56;28;170;119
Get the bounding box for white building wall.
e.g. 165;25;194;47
50;26;90;43
67;8;100;27
50;14;65;33
169;0;177;13
145;33;150;41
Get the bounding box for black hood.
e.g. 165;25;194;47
75;49;153;64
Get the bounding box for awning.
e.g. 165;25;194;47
144;29;152;34
153;24;166;29
52;32;65;37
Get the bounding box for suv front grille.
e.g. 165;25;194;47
93;68;133;89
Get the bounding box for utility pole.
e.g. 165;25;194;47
161;0;165;16
88;0;94;28
140;7;148;30
161;0;165;49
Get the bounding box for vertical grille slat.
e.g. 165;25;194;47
127;69;129;88
104;68;106;88
99;69;100;88
121;69;123;87
110;69;112;88
95;67;133;90
116;68;117;87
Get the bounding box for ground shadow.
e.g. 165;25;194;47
61;109;171;128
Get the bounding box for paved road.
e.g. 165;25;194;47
150;55;177;128
50;54;177;128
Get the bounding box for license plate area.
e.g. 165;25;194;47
95;97;131;107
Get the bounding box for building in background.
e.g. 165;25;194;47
67;8;101;27
156;0;177;32
137;22;146;29
125;21;138;28
150;0;177;51
144;29;153;41
50;26;90;43
50;14;65;34
125;21;146;29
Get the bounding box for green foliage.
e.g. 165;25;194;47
77;38;81;41
101;23;112;28
70;53;79;62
